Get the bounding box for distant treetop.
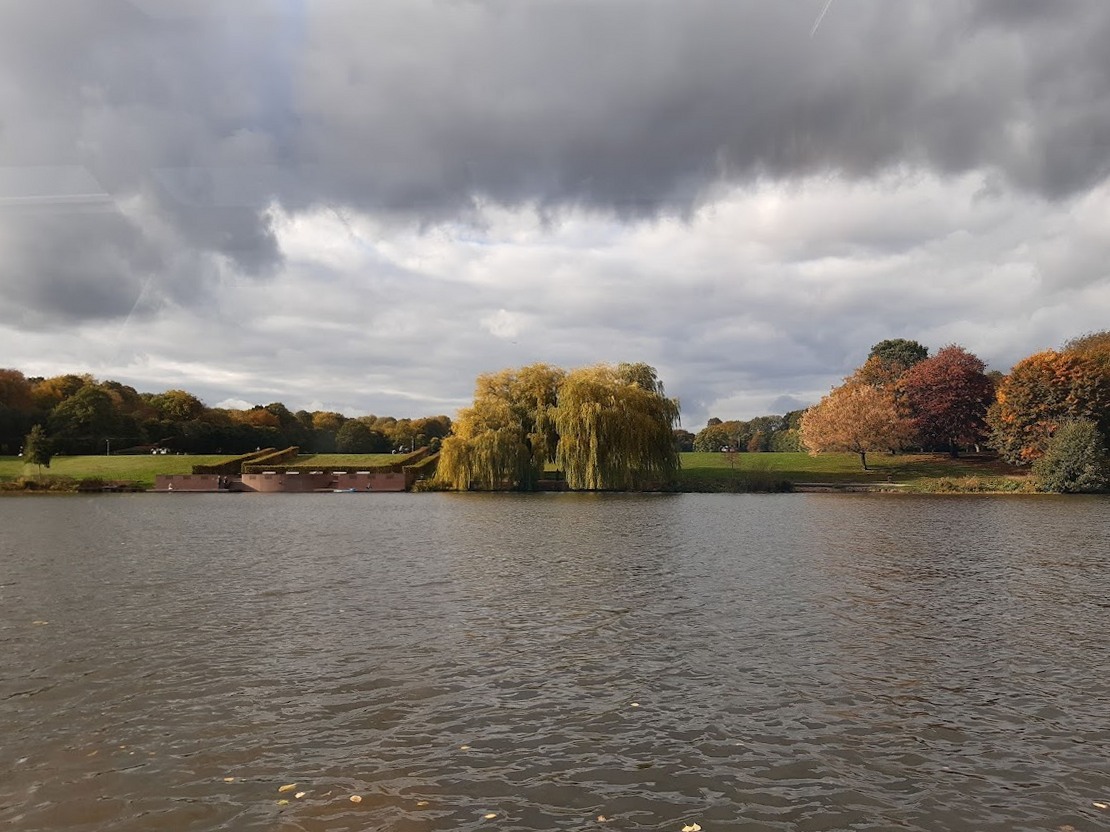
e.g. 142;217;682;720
868;338;929;371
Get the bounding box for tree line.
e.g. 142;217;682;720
0;370;452;457
689;412;805;454
796;335;1110;491
6;331;1107;492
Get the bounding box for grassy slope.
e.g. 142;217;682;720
290;453;413;467
1;451;1030;492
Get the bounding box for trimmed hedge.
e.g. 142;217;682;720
193;448;278;476
405;452;439;479
240;447;300;471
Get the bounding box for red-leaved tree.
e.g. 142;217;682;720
897;345;994;456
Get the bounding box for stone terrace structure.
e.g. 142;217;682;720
154;449;433;493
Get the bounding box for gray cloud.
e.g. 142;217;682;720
1;0;1109;425
4;0;1110;326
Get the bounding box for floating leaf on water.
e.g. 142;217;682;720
278;783;297;793
460;745;471;750
222;777;235;783
416;801;430;807
277;799;290;806
349;795;363;804
597;815;608;822
295;792;306;799
630;703;640;708
87;751;99;757
1094;802;1108;809
32;620;49;625
483;812;497;819
681;824;702;832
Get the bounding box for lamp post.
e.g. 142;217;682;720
106;438;111;456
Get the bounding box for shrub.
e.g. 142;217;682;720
913;475;1033;494
15;475;77;492
1032;420;1109;493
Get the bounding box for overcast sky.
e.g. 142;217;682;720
2;0;1109;427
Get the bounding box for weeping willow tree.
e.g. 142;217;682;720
437;364;564;490
554;363;681;490
439;361;681;491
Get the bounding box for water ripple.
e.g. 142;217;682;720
1;493;1109;831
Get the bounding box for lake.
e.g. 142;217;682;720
1;493;1108;831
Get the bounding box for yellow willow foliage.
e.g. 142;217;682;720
800;381;913;470
437;364;564;490
554;364;681;490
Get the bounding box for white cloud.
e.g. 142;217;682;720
481;308;526;340
3;168;1108;427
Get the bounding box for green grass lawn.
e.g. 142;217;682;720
677;451;1029;490
0;454;235;488
1;451;428;488
1;450;1031;493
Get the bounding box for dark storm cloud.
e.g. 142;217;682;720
2;0;1110;326
285;0;1110;206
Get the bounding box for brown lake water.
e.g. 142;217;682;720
1;493;1109;831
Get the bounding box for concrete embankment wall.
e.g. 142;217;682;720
154;474;225;492
238;471;410;492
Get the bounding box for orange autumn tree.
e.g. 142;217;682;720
990;346;1110;463
800;381;913;470
987;345;1110;463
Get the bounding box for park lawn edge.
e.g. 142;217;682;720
0;451;1038;494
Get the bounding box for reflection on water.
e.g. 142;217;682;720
1;493;1108;831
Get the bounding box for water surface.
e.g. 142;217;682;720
2;493;1108;831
